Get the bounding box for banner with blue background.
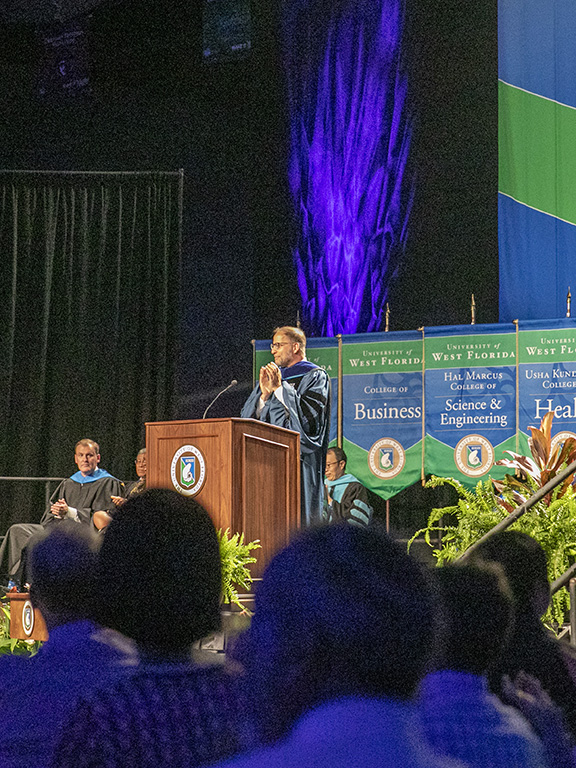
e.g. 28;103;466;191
340;331;423;499
424;324;517;485
518;319;576;454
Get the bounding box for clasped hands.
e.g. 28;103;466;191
259;362;282;401
50;498;70;518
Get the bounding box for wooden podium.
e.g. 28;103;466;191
7;592;48;641
145;418;301;579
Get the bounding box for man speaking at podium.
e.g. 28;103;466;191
241;326;331;525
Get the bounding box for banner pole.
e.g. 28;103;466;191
251;339;256;388
514;320;519;453
419;327;426;486
337;334;343;447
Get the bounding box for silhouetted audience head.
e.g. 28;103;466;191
29;526;98;628
96;488;221;654
465;531;576;740
243;522;436;742
468;531;550;617
433;563;513;675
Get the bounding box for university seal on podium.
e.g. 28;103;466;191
170;444;206;497
22;600;34;636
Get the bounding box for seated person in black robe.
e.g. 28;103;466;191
93;447;146;531
0;438;120;587
324;446;373;527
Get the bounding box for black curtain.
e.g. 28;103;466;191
0;170;182;528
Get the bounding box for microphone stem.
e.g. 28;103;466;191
202;381;236;419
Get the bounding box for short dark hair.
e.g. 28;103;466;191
96;489;221;652
468;530;549;611
327;446;347;464
29;525;99;619
434;563;513;675
244;523;435;741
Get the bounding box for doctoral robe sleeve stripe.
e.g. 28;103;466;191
303;390;329;407
350;502;372;527
300;400;319;429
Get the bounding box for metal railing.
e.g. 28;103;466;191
552;560;576;648
0;476;65;518
457;458;576;644
458;458;576;562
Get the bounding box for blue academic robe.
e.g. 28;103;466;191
241;361;331;526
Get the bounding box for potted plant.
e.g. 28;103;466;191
218;527;260;611
410;413;576;626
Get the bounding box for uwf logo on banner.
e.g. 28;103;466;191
341;331;423;500
453;434;495;478
368;438;407;480
424;324;516;487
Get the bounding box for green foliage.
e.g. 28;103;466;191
410;413;576;627
0;598;41;657
408;476;506;564
218;528;260;611
494;410;576;509
410;475;576;627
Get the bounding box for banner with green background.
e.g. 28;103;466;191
424;324;517;486
518;319;576;455
250;318;576;498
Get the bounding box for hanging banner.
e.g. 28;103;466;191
249;318;576;500
518;319;576;453
252;337;338;444
424;324;517;487
498;0;576;323
341;331;423;500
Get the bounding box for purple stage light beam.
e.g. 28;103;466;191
282;0;413;335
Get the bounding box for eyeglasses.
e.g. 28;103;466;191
325;461;342;468
270;342;292;351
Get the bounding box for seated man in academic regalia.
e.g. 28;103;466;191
93;447;147;531
324;447;373;528
0;438;121;588
121;447;147;498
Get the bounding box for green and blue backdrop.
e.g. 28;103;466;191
499;0;576;321
251;318;576;501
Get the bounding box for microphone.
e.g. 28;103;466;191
202;379;238;419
